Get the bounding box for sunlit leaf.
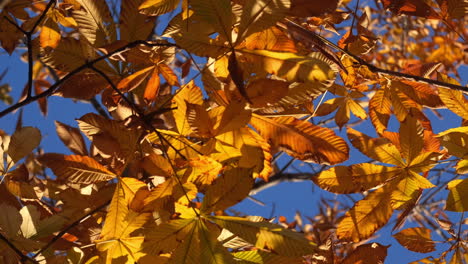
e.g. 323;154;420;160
446;178;468;212
40;18;61;49
37;153;116;184
337;188;393;242
252;115;348;164
210;215;317;256
139;0;180;16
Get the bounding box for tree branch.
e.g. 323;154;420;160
280;20;468;92
0;40;176;119
0;232;38;263
32;201;110;259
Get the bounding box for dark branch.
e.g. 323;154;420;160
0;232;38;263
0;40;176;119
32;201;110;258
281;20;468;92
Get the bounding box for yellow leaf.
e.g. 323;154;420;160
341;243;389;264
143;218;196;255
212;102;252;135
313;166;356;194
187;156;222;189
437;73;468;119
446;178;468;212
5;164;37;199
55;121;88;156
231;250;303;264
240;49;336;84
97;178;150;263
393;227;435;253
347;128;405;166
438;126;468;158
337;188;393;242
172;81;204;135
390;175;423;210
210;215;317;256
369;89;391;134
186;103;215;138
37;153;116;184
201;167;254;213
40;18;61;49
7;127;41;163
215;128;267;178
170;219;235;264
351;163;401;190
117;66;155;92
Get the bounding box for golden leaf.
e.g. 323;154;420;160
337;188;393;242
246;78;289;108
120;0;155;41
39;18;61;49
446;178;468;212
172;81;204;135
210;215;317;257
347;128;405;166
96;178;150;263
252;115;349;164
139;0;180;16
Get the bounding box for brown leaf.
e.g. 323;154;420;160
393;227;436;253
341;243;389;264
55;120;88;156
7;127;41;163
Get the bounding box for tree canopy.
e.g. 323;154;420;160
0;0;467;263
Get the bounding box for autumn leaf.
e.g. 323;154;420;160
337;188;394;242
201;167;254;213
251;114;349;164
55;121;88;156
96;178;150;263
7;127;41;163
393;227;436;253
37;153;116;184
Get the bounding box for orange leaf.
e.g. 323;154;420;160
117;66;155;92
143;66;160;102
251;115;349;164
158;63;179;86
37;153;116;184
40;18;61;49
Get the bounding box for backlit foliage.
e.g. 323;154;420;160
0;0;467;263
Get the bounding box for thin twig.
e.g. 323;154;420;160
32;201;110;258
280;20;468;92
0;232;38;263
0;40;176;119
